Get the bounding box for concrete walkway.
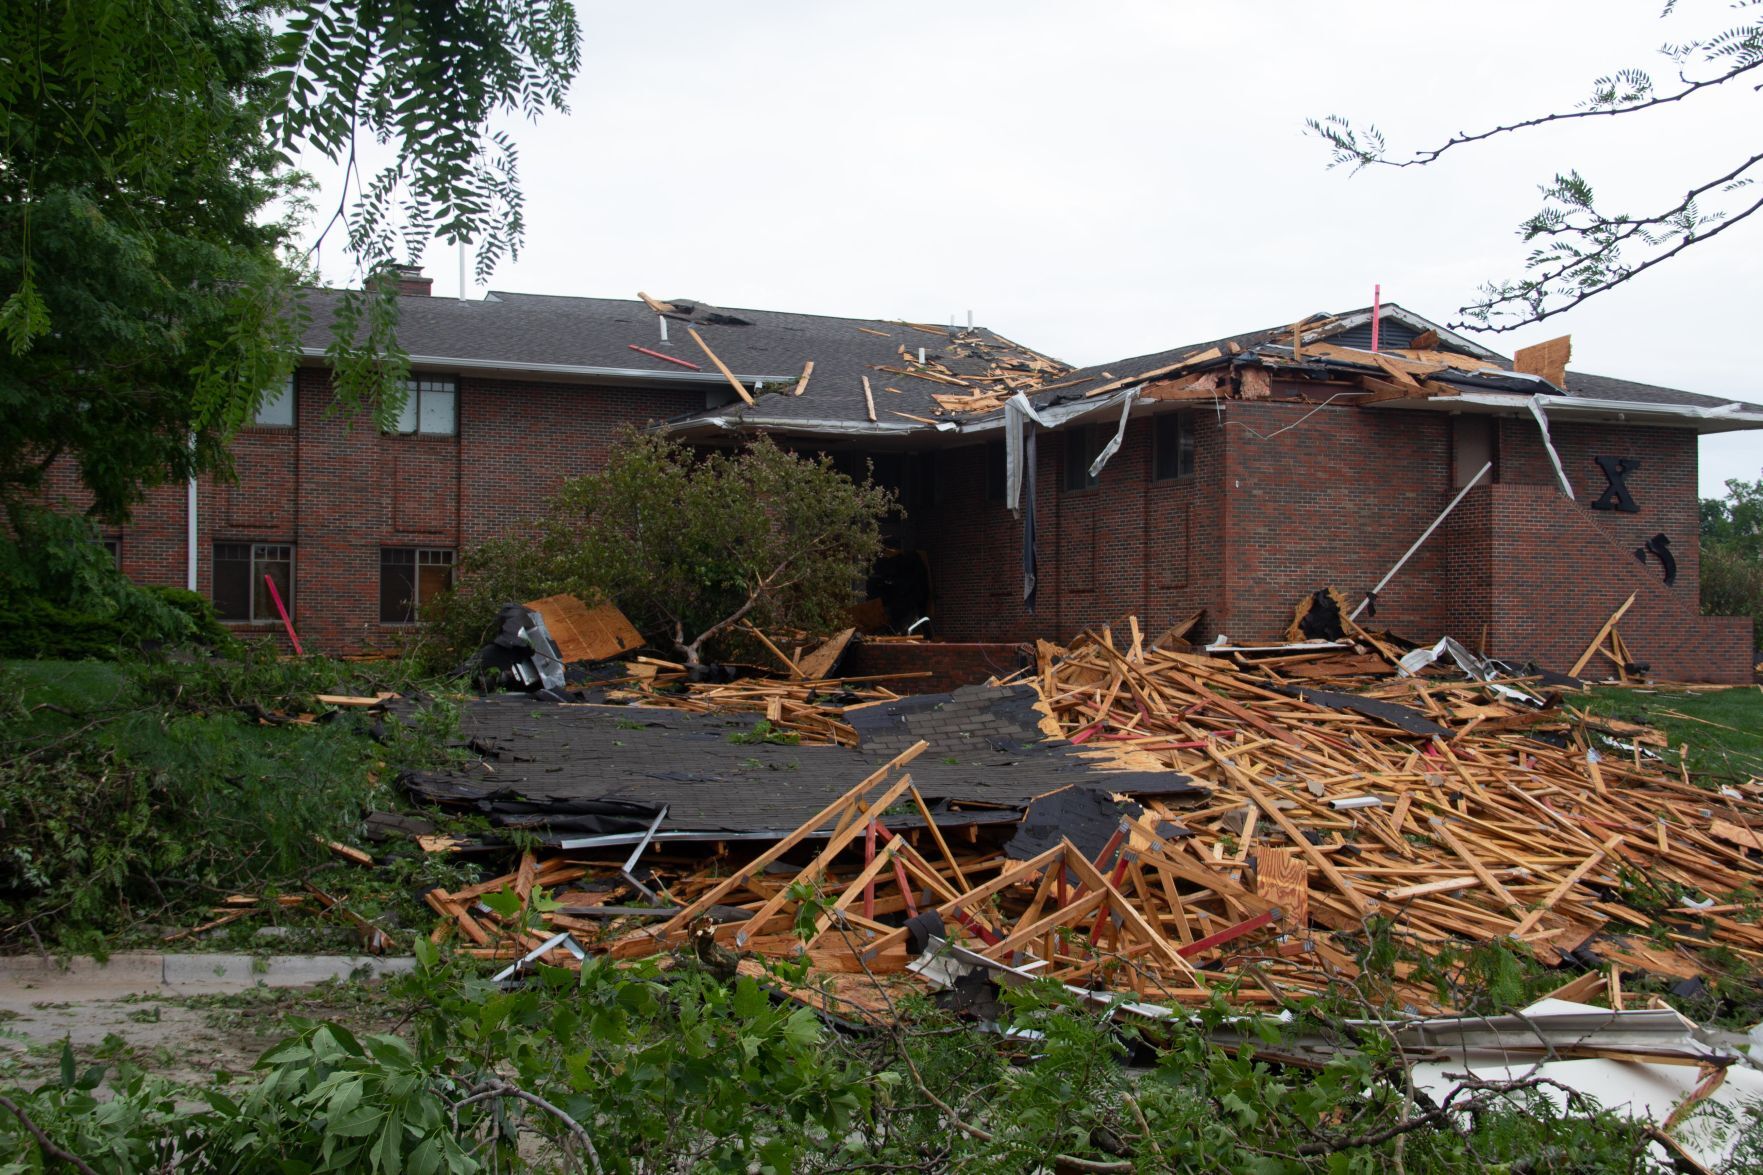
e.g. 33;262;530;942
0;952;415;997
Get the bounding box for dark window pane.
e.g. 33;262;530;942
984;442;1006;502
1064;427;1098;492
380;550;416;623
253;546;292;622
213;543;251;621
1153;414;1195;482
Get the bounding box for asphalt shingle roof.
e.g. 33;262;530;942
298;288;1065;427
299;288;1756;432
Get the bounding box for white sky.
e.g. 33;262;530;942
309;0;1761;498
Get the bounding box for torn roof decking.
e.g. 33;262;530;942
297;288;1763;442
402;687;1202;842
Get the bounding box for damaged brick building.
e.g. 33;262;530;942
54;274;1763;682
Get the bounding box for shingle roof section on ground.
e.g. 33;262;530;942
401;690;1192;838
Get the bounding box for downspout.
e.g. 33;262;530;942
186;438;198;591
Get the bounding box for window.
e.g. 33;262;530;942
1152;413;1195;481
1063;426;1103;492
390;376;457;435
984;442;1007;502
1452;416;1497;488
380;548;454;623
100;537;121;567
256;374;295;427
213;542;293;622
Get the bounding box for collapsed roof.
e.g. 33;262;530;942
296;288;1763;443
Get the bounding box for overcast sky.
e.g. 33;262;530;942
312;0;1760;497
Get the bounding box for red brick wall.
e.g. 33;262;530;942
49;367;704;653
1221;401;1452;640
37;370;1753;680
922;410;1227;644
840;640;1029;692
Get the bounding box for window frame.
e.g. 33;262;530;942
983;441;1007;503
1062;426;1102;493
213;542;294;623
1151;412;1196;483
254;373;296;428
379;546;456;624
388;376;458;437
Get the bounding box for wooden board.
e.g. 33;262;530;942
1514;335;1572;388
1255;847;1309;928
797;628;856;681
525;594;644;663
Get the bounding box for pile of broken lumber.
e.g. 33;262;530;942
601;628;932;746
416;621;1762;1021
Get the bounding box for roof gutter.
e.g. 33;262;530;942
1435;391;1763;432
954;384;1149;436
297;346;786;388
654;415;942;438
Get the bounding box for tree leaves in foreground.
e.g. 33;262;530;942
427;431;896;670
0;0;580;522
1307;0;1762;331
6;951;1749;1172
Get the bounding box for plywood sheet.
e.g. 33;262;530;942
524;594;644;663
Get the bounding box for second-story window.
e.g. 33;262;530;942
255;374;295;427
391;377;457;436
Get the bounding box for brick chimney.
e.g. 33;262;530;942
393;264;432;296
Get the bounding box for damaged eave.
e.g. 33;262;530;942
1298;304;1505;361
955;383;1159;437
653;414;946;441
1417;390;1763;435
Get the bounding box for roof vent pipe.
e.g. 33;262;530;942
659;315;669;344
966;310;973;331
918;346;926;364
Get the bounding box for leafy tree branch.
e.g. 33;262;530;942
1306;1;1763;330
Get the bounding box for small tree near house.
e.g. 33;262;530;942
429;430;895;671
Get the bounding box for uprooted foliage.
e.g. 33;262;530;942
3;945;1747;1173
0;653;460;952
0;506;235;660
422;430;895;672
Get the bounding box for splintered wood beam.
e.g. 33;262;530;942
687;327;755;406
1514;334;1572;388
649;740;928;942
737;771;918;946
1428;818;1527;918
1569;592;1637;677
1212;751;1370;918
1511;835;1624;938
794;359;814;396
862;375;877;422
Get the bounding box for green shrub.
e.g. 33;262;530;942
1702;540;1763;651
421;430;894;672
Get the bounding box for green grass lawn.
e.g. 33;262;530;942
1571;684;1763;785
1;657;478;953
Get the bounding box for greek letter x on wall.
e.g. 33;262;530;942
1591;456;1641;513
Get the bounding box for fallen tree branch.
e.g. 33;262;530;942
453;1080;604;1173
0;1093;100;1175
